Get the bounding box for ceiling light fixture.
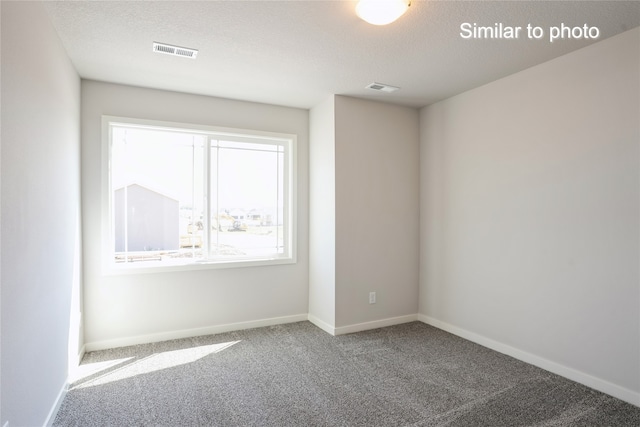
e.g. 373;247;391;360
356;0;411;26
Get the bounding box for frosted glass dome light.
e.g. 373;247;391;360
356;0;411;26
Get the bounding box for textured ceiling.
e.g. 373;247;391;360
43;1;640;109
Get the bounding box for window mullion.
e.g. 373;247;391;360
214;142;220;258
122;130;129;263
283;145;289;256
277;147;282;254
203;137;211;260
191;136;197;259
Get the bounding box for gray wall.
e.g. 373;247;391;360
334;96;420;329
1;2;82;425
419;28;640;404
309;95;420;333
81;81;309;349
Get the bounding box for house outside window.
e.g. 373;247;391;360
103;116;296;272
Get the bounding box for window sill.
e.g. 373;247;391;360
103;256;296;276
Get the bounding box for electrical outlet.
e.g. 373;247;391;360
369;292;376;304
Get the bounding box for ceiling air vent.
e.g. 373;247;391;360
153;42;198;59
366;82;400;93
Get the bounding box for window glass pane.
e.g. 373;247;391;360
111;127;205;263
211;145;281;257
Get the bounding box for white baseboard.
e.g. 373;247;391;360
44;381;68;426
67;344;88;384
81;311;639;407
309;314;418;336
418;314;640;408
85;313;308;352
334;314;418;336
308;314;336;335
308;314;419;337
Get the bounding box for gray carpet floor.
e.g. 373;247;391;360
54;321;640;426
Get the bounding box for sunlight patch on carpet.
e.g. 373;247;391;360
71;357;135;384
72;340;240;389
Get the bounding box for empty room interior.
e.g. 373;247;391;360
1;0;640;425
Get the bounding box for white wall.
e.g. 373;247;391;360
420;28;640;405
309;96;337;330
81;81;309;348
1;2;82;425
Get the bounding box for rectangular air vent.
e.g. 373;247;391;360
366;82;400;93
153;42;198;59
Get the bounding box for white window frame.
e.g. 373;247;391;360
102;116;297;274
